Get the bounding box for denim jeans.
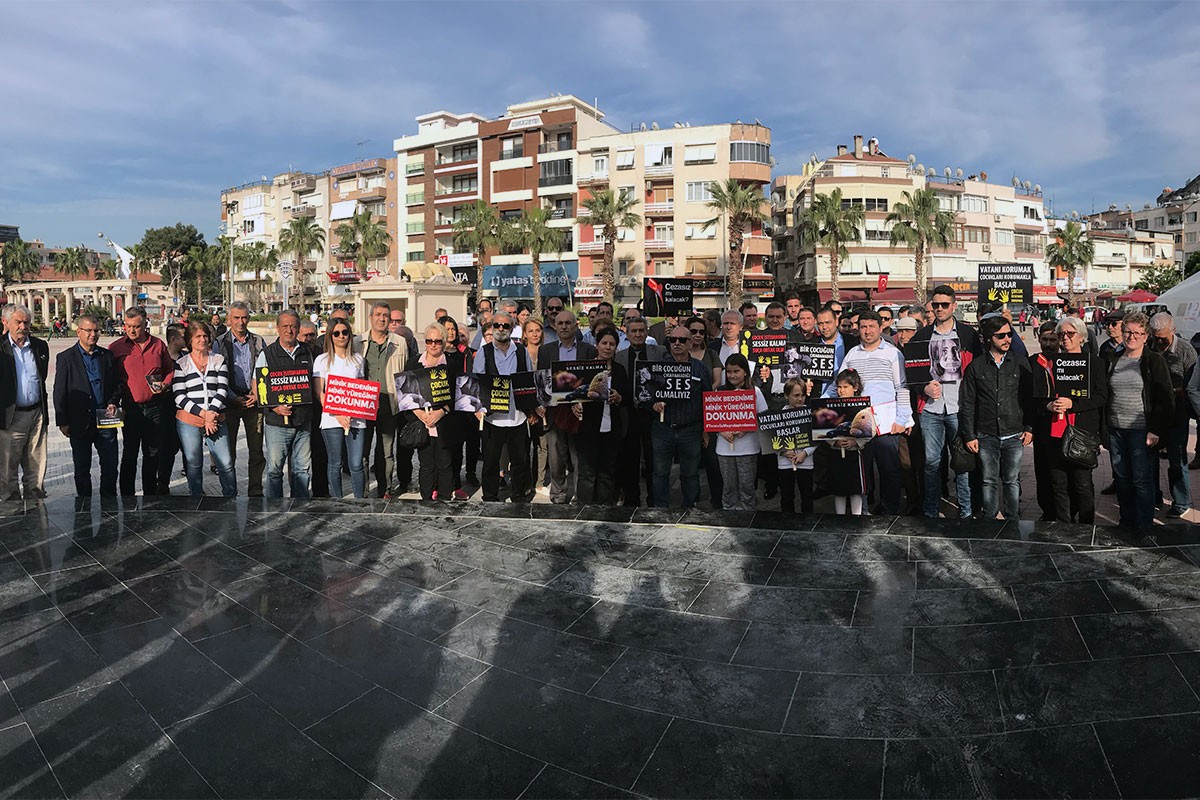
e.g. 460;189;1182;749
176;421;236;497
921;409;972;518
863;434;902;514
1109;427;1156;529
320;426;366;498
651;421;702;508
977;434;1023;519
264;423;312;499
1152;419;1192;512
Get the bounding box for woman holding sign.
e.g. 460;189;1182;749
172;321;236;497
409;322;457;501
313;319;368;498
1043;316;1108;523
575;326;627;504
714;354;768;511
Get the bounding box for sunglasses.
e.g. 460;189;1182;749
931;302;952;309
1060;330;1079;338
492;322;512;330
993;331;1013;339
688;328;706;335
879;316;892;321
331;330;350;338
668;336;690;343
426;338;445;345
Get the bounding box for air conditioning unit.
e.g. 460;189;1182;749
982;244;992;253
994;214;1001;222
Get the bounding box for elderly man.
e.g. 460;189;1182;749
110;307;174;496
711;310;749;370
473;311;536;502
360;301;409;497
617;316;667;507
539;310;597;503
1153;312;1197;517
254;311;316;498
388;307;420;359
214;301;266;496
54;314;121;497
650;325;713;507
0;305;50;500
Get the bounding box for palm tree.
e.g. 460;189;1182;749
279;217;326;310
885;187;957;304
503;206;567;313
796;188;864;303
702;179;769;310
55;246;89;280
182;245;211;306
452;200;502;303
581;188;641;304
0;238;43;298
336;209;391;278
1046;220;1094;309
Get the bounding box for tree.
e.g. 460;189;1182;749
55;246;90;280
1134;265;1182;295
335;209;391;277
0;238;43;298
795;188;864;302
1184;250;1200;278
581;188;641;305
885;187;956;304
503;206;567;313
702;179;769;310
95;256;120;279
279;217;326;310
139;224;205;310
452;200;502;306
1045;220;1094;309
182;245;211;307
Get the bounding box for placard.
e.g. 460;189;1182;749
548;360;610;405
257;366;314;407
487;375;512;414
454;374;486;412
978;262;1034;308
634;360;696;407
789;342;836;381
1053;355;1090;400
809;396;874;440
96;407;125;429
758;405;813;450
703;390;759;432
904;337;962;386
513;371;541;412
394;367;455;411
748;331;789;368
643;277;694;317
322;375;381;421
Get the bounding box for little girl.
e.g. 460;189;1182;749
715;354;768;511
822;368;873;516
776;377;817;513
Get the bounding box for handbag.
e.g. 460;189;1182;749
949;435;977;473
398;417;430;449
1060;423;1099;469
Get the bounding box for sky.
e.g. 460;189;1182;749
3;0;1198;256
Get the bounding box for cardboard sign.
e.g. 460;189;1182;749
809;396;873;440
258;366;314;407
904;337;962;386
643;277;693;317
1054;355;1090;400
634;360;695;407
978;263;1034;308
758;405;812;450
394;367;455;412
548;360;610;405
703;390;759;432
789;342;836;381
512;371;541;412
96;407;125;429
748;331;789;368
454;374;487;413
487;375;512;414
322;375;381;421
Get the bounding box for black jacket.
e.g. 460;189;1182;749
1029;349;1109;437
0;335;50;429
1103;349;1175;440
959;350;1034;440
580;361;630;437
53;344;121;432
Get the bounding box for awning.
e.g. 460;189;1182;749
1096;291;1113;300
818;289;867;303
1033;285;1064;305
870;288;917;304
330;200;357;221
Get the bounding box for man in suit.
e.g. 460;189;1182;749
53;314;121;497
0;304;51;500
616;316;666;507
539;310;597;504
214;301;267;496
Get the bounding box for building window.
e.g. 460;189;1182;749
652;186;674;204
593;155;608;175
618;259;633;276
619;185;636;203
407;250;424;262
1154;216;1166;228
683;143;717;163
655;259;674;274
880;166;890;178
616;149;635;169
964;226;989;244
500;209;522;221
1135;219;1149;230
685;222;716;240
729;141;770;164
1188;212;1198;223
645;145;673;166
500;136;524;159
961;195;988;214
686;257;718;274
1187;231;1198;244
406;222;425;234
1015;232;1043;253
653;223;674;241
452;175;478;193
364;202;386;216
1023;206;1042;221
539;158;573;187
864;229;890;241
686;181;714;202
243;220;256;233
994;228;1014;246
453;143;477;161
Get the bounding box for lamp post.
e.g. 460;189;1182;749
218;222;237;308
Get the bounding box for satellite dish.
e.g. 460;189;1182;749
639;122;647;131
651;122;659;130
1125;204;1133;211
1034;184;1041;193
1012;176;1021;188
916;163;925;174
1072;210;1080;219
955;168;964;179
943;167;952;178
1023;180;1032;190
907;154;916;164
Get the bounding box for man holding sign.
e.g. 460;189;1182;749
644;325;712;508
254;311;316;498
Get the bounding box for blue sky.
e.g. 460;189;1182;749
3;1;1198;256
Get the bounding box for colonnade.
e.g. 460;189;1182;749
5;279;136;326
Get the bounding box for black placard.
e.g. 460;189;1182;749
643;277;693;317
903;336;962;386
809;396;874;439
512;371;541;412
748;331;789;368
548;360;610;405
789;342;836;381
1053;355;1090;400
258;366;314;407
634;360;695;407
394;367;455;411
758;405;813;450
454;374;486;412
978;262;1034;308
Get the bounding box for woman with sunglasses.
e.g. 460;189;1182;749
686;315;725;509
1105;311;1174;535
409;322;457;500
313;319;367;498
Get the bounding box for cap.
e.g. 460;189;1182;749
894;317;918;331
1104;309;1125;322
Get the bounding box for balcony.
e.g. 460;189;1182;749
645;163;674;178
290;175;316;192
436;185;479;197
645;202;674;216
405;223;426;235
538;140;573;154
357;186;387;201
436;151;478;165
498;148;525;160
550;206;574;220
576;207;591;218
578;172;609;186
290;205;316;219
645;239;674;252
405;162;425;176
578;241;606;254
538;174;574;188
405;192;425;206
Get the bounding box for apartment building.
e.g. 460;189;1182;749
1084;228;1175;295
574;121;772;307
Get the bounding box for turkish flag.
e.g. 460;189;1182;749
878;274;889;293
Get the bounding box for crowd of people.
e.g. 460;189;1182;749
0;288;1194;535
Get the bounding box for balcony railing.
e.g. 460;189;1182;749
405;193;425;206
578;241;606;254
645;202;674;215
539;174;573;188
405;223;425;234
357;186;387;201
645;163;674;178
498;148;525;160
550;207;574;220
577;172;609;185
405;162;425;175
290;175;316;191
436;185;478;196
436;151;478;165
290;206;316;219
577;207;591;218
644;239;674;251
538;141;573;154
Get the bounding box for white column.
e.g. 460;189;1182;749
42;292;52;326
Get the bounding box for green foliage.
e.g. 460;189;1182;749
1184;251;1200;278
796;189;864;302
452;201;503;301
55;246;90;279
703;179;769;309
0;238;42;289
581;188;641;304
81;303;112;321
335;210;390;270
1045;221;1094;308
139;223;206;286
503;206;567;312
279;217;326;308
1134;265;1182;295
886;188;956;303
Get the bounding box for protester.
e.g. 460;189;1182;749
54;314;120;497
473;311;535;502
210;312;227;338
575;326;627;504
439;315;473;499
714;353;768;511
158;323;187;492
470;298;494;349
740;301;760;331
961;316;1033;520
360;301;409;498
299;318;330;497
213;302;266;496
0;304;49;501
389;307;420;359
775;377;816;513
784;293;802;329
540;310;597;504
616;317;665;507
1029;322;1062;520
1044;316;1108;523
522;317;548;494
877;307;894;337
687;315;724;509
255;311;316;498
813;307;858;396
313;317;367;498
110;307;174;497
1149;311;1195;517
408;322;456;501
712;311;748;381
172;320;236;497
796;307;817;341
821;368;872;515
650;325;712;508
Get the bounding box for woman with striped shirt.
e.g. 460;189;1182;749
173;320;236;496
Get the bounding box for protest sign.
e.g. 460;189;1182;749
513;371;541;412
703;390;759;433
903;337;962;386
487;375;513;414
758;405;813;450
643;277;693;317
978;262;1034;308
547;360;610;405
789;341;836;381
454;374;486;413
96;407;125;429
634;360;696;407
322;375;381;421
257;366;314;407
394;367;455;412
1054;355;1090;399
748;331;789;368
809;396;873;439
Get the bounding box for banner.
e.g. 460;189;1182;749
394;367;455;411
322;375;381;420
634;360;695;407
789;342;836;381
903;337;962;386
1053;355;1090;399
547;360;610;405
643;277;693;317
809;396;873;440
703;390;759;432
258;366;314;406
978;263;1034;308
758;406;812;451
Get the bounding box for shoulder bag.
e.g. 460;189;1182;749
1060;424;1099;469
